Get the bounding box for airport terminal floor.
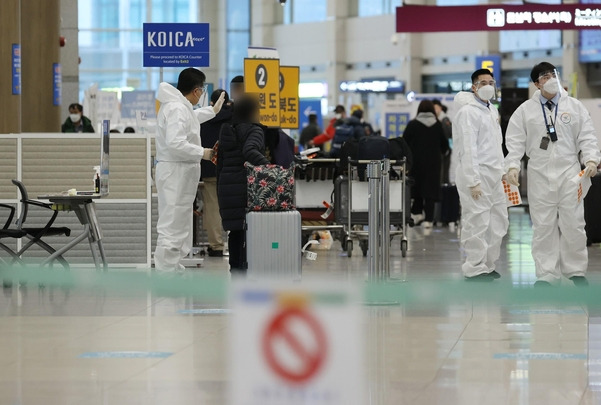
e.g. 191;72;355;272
2;206;601;405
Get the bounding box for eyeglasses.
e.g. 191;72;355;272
474;80;496;87
195;85;207;94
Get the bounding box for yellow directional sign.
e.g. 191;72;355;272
279;66;299;129
244;58;280;127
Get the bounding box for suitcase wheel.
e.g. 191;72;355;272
346;239;353;258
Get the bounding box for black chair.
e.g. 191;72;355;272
10;180;71;269
0;203;26;266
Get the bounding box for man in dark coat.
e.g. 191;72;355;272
216;94;269;274
200;89;233;257
61;103;95;133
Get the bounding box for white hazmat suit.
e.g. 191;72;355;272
154;82;216;271
505;88;600;284
453;92;508;277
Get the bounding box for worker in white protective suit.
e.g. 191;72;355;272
505;62;601;287
453;68;508;281
154;67;225;272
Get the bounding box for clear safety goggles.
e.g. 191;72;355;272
472;78;498;102
474;79;496;87
537;70;560;83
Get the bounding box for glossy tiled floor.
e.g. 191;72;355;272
2;207;601;405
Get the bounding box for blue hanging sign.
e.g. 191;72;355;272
12;44;21;95
143;23;210;67
52;63;61;106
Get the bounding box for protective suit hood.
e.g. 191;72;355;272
454;91;488;110
454;91;476;107
157;82;193;111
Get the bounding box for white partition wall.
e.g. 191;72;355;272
0;133;156;267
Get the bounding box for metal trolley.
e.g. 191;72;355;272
294;157;345;247
334;158;408;258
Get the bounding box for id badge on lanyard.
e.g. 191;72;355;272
541;102;558;142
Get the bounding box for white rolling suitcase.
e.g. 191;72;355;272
245;210;302;281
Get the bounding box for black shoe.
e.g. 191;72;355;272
569;276;589;287
491;271;501;279
533;280;552;288
465;273;494;282
207;248;224;257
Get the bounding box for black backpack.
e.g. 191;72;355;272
330;123;355;157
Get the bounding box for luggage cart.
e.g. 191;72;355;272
294;157;345;248
334;159;408;258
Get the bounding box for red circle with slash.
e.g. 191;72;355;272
262;307;328;384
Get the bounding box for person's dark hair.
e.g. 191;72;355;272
123;126;135;133
176;68;206;95
471;68;493;84
351;109;363;120
69;103;83;112
232;94;259;124
530;62;557;83
109;129;120;133
308;113;317;122
416;100;436;115
211;89;229;105
334;105;345;113
230;75;244;84
431;99;448;113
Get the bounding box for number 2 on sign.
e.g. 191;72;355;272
256;64;267;89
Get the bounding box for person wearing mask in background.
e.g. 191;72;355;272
308;105;346;149
505;62;601;287
328;108;367;158
403;100;449;233
454;68;508;281
154;67;225;272
229;75;245;102
299;113;322;150
216;94;270;276
432;99;453;184
61;103;95;133
200;89;232;257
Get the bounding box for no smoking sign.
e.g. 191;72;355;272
262;307;327;384
229;282;363;405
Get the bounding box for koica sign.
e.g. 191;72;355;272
143;23;209;67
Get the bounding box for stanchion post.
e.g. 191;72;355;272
367;161;381;281
381;159;391;279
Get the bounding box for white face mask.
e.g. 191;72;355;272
476;85;495;101
70;113;81;122
542;79;560;95
335;113;342;120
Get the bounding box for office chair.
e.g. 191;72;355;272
10;180;71;270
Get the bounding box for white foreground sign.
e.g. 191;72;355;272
229;281;363;405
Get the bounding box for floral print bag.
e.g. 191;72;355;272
245;162;296;211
